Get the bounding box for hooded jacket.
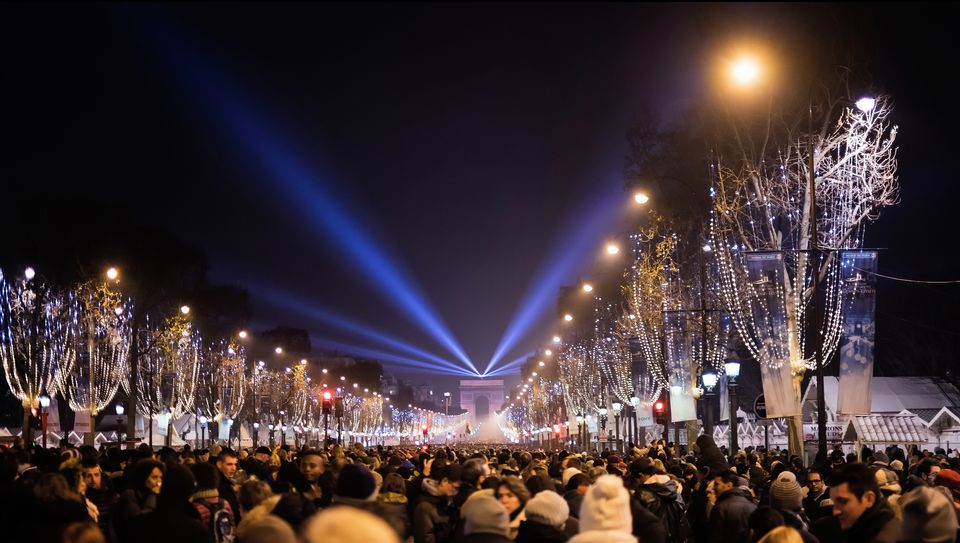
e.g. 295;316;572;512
708;487;756;543
414;478;457;543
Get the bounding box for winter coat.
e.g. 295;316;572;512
414;478;457;543
810;499;901;543
112;488;158;543
131;500;209;543
508;509;526;540
568;530;638;543
695;435;729;476
564;489;584;519
515;520;569;543
378;491;412;539
778;509;820;543
217;471;240;522
457;533;513;543
631;499;668;543
803;488;831;523
707;487;757;543
634;475;687;541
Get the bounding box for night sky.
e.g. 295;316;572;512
5;3;958;388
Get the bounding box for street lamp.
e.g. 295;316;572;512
199;415;208;448
633;192;650;205
106;267;119;281
563;314;573;322
724;360;741;459
605;243;620;255
701;371;718;437
443;392;451;416
253;422;260;448
115;404;125;445
39;394;51;448
268;424;275;448
582;283;594;293
598;407;608;445
612;401;623;453
575;413;584;451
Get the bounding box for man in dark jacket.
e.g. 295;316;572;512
414;463;462;543
811;463;901;543
633;458;687;541
708;470;757;543
215;449;241;522
802;468;831;522
563;473;589;520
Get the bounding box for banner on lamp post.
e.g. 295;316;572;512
636;403;654;427
663;311;696;422
74;410;92;433
744;252;800;417
837;251;878;415
218;419;232;441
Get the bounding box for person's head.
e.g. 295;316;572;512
300;450;325;483
899;485;959;542
254;446;271;464
61;467;87;498
381;473;406;496
805;468;825;496
190;461;220;491
714;470;740;495
34;472;77;502
236;514;296;543
769;472;803;512
497;475;530;515
524;490;569;528
81;459;102;490
303;503;398;543
334;464;377;501
917;458;941;484
756;526;803;543
130;458;164;495
566;472;591;495
158;464;197;507
749;506;785;541
579;475;632;534
62;522;106;543
437;463;463;497
216;449;239;479
461;457;488;490
239;479;273;514
462;494;509;537
827;463;882;530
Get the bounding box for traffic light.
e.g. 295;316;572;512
321;390;333;414
653;400;666;424
334;397;344;418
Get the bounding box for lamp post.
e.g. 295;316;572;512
612;401;623;453
702;371;718;437
116;404;125;445
598;407;608;450
443;392;451;416
253;422;260;448
39;394;51;449
268;424;275;448
576;412;584;451
279;410;286;447
199;415;208;449
724;361;741;460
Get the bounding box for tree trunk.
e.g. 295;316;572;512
22;400;32;447
127;322;139;449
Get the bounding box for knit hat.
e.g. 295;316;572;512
579;475;632;534
875;467;902;495
900;486;959;543
873;451;889;465
934;469;960;490
525;490;570;528
462;494;509;537
335;464;377;501
255;446;272;456
303;505;400;543
769;471;803;512
562;467;582;487
890;460;904;471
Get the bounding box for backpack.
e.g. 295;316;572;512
659;496;690;543
200;499;234;543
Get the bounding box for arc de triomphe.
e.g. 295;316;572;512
459;379;504;422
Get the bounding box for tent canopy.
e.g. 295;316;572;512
843;415;929;444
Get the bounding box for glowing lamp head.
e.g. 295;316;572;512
576;413;584;423
199;415;208;425
731;56;760;85
544;349;552;356
274;346;283;354
630;394;640;406
322;368;328;374
856;96;876;112
115;404;125;416
582;283;594;293
724;360;742;380
599;407;608;416
114;306;124;316
634;192;650;205
612;401;623;413
106;267;119;281
39;394;51;408
180;305;190;315
702;371;719;391
24;267;36;280
606;243;620;255
703;244;712;252
538;361;545;367
300;359;308;365
322;391;332;400
563;314;573;322
238;330;248;339
253;422;260;429
553;336;562;344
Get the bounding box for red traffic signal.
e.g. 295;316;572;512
322;390;333;414
322;391;332;401
653;401;665;413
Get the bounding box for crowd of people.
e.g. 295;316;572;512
2;434;959;543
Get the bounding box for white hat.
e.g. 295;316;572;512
562;467;582;487
579;475;632;534
525;490;569;528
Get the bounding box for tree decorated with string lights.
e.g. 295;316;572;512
59;278;132;425
196;340;247;439
1;267;79;435
710;93;899;456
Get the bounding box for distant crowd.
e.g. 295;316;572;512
1;435;959;543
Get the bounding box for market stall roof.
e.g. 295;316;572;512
927;406;960;432
803;377;960;420
843;414;929;444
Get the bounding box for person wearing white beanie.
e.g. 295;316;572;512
516;490;571;543
569;475;637;543
562;467;582;488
